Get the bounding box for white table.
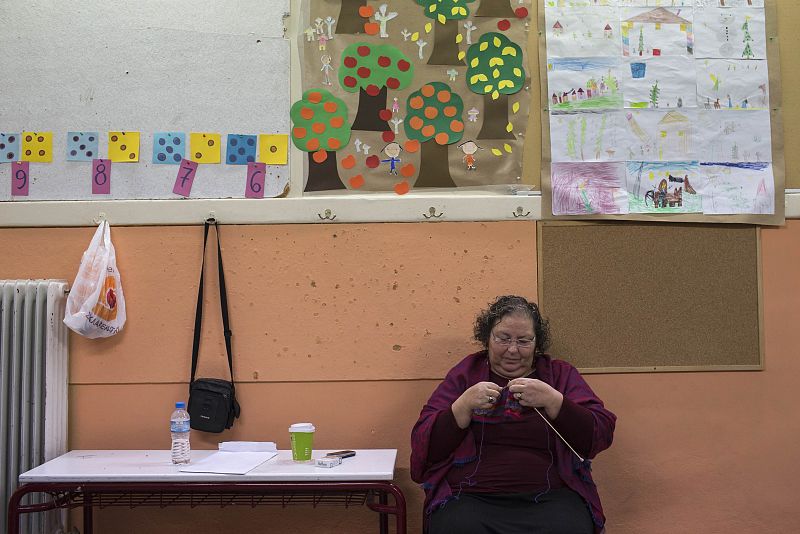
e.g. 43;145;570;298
9;450;406;534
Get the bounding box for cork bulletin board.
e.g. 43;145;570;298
537;221;762;372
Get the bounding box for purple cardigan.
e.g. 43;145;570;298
410;351;616;533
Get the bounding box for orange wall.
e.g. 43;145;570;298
1;220;798;533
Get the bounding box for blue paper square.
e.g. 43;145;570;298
153;132;186;164
0;133;21;163
226;134;257;165
66;131;99;161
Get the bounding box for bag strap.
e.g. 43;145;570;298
190;218;235;385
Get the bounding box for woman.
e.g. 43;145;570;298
410;296;616;534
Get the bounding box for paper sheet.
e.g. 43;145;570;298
547;57;623;112
544;7;622;58
696;59;769;111
621;109;698;162
621;56;697;109
550;111;625;162
698;162;774;214
620;7;694;58
179;451;277;475
697;110;772;163
625;160;702;213
551;162;629;215
694;7;767;60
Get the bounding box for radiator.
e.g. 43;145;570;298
1;280;69;534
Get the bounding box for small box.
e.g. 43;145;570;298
315;456;342;468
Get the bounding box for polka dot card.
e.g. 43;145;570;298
0;133;20;163
190;133;221;163
108;131;140;162
258;134;288;165
21;132;53;163
66;132;99;161
153;132;186;165
226;134;257;165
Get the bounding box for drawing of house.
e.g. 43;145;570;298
604;24;613;39
553;21;564;36
621;8;693;57
657;111;691;156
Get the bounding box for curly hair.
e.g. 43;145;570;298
473;295;551;354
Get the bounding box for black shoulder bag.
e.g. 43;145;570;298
187;218;241;432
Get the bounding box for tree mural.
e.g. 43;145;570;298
290;89;351;192
465;32;525;139
475;0;514;18
337;0;367;34
404;82;465;188
339;42;414;131
415;0;476;65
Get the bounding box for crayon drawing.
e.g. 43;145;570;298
550;111;624;162
622;109;698;161
620;1;693;6
697;110;772;162
694;7;766;59
699;162;773;214
546;1;618;7
545;7;622;58
696;59;769;110
625;160;702;213
621;7;694;57
695;1;764;8
621;56;697;109
551;162;629;215
547;58;623;111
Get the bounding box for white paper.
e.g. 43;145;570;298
619;1;693;6
547;57;623;112
698;162;774;214
625;160;702;213
621;7;695;58
179;451;277;475
695;1;764;8
621;109;698;161
695;59;769;110
621;56;698;109
697;110;772;162
219;441;277;453
545;1;618;6
545;7;621;58
550;111;625;162
551;162;629;215
694;7;767;59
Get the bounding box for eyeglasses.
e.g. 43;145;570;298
491;333;535;349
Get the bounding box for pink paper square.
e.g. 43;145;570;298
11;161;29;196
173;160;198;197
92;159;111;195
245;162;267;198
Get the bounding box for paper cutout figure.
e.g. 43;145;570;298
304;27;317;41
321;54;334;85
324;16;336;39
172;159;198;197
153;132;185;165
401;28;412;41
468;107;480;122
392;97;400;114
108;131;140;163
390;117;404;133
459;140;482;170
67;132;99;161
416;39;428;60
416;0;477;65
11;161;29;196
0;133;21;163
463;20;477;45
447;68;458;81
92;159;111;195
381;142;402;174
226;134;257;165
362;143;371;155
245;162;267;199
259;134;289;165
21;132;53;163
189;133;221;164
374;4;398;38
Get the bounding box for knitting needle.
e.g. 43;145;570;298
532;406;585;463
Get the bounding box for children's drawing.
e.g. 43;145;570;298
621;7;694;57
550;111;624;162
547;57;623;111
696;59;768;110
698;162;773;214
695;1;764;7
544;7;621;58
546;1;618;7
694;7;766;59
622;109;698;161
625;160;702;213
551;162;629;215
697;110;772;162
621;56;697;109
619;1;693;6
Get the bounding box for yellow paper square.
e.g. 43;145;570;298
21;132;53;163
189;133;221;164
258;134;288;165
108;131;140;162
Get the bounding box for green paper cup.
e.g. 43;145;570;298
289;422;315;462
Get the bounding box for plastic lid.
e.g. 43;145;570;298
175;401;186;409
289;422;315;432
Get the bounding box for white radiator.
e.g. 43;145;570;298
1;280;69;534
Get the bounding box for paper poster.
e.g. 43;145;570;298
696;59;768;110
619;1;693;6
625;160;702;213
697;109;772;162
621;7;695;58
694;7;766;59
622;109;698;161
621;56;697;109
550;111;625;162
698;162;773;214
695;1;765;9
547;57;623;112
551;162;629;215
546;1;618;6
545;7;621;58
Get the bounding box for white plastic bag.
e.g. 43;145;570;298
63;220;126;338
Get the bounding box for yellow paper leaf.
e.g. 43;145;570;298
429;4;437;13
504;143;512;153
513;67;522;77
457;51;466;61
425;22;432;34
512;102;520;114
470;74;481;84
501;46;518;56
491;148;503;156
456;33;463;43
411;32;419;41
489;57;504;67
484;84;493;93
480;42;489;51
492;68;500;79
437;13;446;24
506;123;513;133
498;80;511;89
493;36;501;47
450;7;460;16
492;90;500;100
470;57;480;68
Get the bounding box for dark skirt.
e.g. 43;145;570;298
428;488;594;534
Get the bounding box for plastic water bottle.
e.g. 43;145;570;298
170;401;191;464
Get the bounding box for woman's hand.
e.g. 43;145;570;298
508;378;564;419
451;382;503;429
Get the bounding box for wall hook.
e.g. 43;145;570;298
512;206;531;218
317;209;336;221
92;212;107;225
423;207;443;219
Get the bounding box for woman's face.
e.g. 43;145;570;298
487;312;536;379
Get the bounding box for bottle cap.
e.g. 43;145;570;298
176;401;186;409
